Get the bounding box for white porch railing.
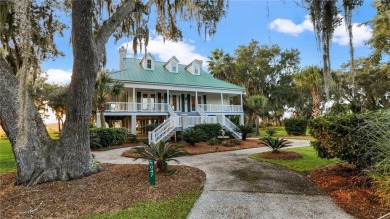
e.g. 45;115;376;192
195;104;207;116
198;104;243;113
149;115;180;144
223;116;242;139
188;116;218;127
105;102;169;112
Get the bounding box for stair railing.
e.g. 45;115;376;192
223;116;242;139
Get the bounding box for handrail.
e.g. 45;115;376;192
195;104;206;116
223;116;242;139
168;105;176;117
149;115;180;144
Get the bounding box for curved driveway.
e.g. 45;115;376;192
93;139;352;219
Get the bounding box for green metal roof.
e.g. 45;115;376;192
110;58;245;91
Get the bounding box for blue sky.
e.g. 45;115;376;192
42;0;376;85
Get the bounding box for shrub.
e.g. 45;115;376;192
222;139;242;147
90;128;128;147
235;124;254;141
194;123;222;140
181;129;206;146
284;118;307;135
265;128;277;137
128;133;138;143
90;132;102;149
309;113;384;170
134;142;190;173
259;136;291;152
143;124;160;132
233;139;242;145
208;137;220;145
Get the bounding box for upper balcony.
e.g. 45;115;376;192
104;102;243;114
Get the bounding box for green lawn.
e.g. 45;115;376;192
84;191;200;219
0;133;58;173
249;146;342;173
0;139;16;173
256;126;314;140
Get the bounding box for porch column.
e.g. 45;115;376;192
195;91;198;107
167;89;170;111
132;87;136;111
239;113;244;125
96;113;101;127
240;93;243;111
131;115;136;134
220;93;224;112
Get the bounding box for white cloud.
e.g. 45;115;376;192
269;15;372;46
46;68;72;85
269;15;313;37
120;35;209;68
333;22;372;46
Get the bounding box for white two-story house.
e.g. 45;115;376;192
96;47;245;143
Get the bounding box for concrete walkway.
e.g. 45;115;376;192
93;139;352;219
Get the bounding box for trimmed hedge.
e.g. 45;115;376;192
309;114;381;170
90;128;128;148
194;123;222;140
284;118;307;135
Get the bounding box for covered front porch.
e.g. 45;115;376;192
104;86;244;115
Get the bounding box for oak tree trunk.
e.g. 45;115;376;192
0;1;101;185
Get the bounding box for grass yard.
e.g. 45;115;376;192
257;126;314;140
249;146;342;173
0;139;16;173
85;191;200;219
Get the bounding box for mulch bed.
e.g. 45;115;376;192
122;139;264;158
258;151;303;160
0;164;205;219
308;164;390;219
92;142;142;151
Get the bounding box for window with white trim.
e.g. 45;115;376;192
194;65;200;75
147;59;152;69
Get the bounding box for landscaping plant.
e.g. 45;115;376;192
182;129;206;146
284;118;307;135
266;128;277;137
194;123;222;140
259;136;291;152
135;142;190;173
208;137;220;145
235;124;254;141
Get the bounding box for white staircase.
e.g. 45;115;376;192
149;105;242;144
222;116;242;139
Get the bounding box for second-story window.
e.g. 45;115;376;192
147;59;152;69
172;65;177;72
194;65;199;75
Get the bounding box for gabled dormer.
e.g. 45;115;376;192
164;56;180;73
140;52;156;70
185;59;203;75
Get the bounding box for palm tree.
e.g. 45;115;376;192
245;95;268;136
208;49;235;82
94;71;124;128
235;124;254;141
293;66;323;117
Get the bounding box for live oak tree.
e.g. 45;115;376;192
0;0;226;185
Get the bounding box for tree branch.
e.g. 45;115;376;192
95;0;136;55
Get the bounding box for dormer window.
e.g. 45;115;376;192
164;56;180;73
147;59;152;69
194;65;200;75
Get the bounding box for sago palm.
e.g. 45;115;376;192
235;124;254;141
259;136;291;152
181;129;206;146
135;142;190;173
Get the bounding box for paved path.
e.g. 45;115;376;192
93;139;352;219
